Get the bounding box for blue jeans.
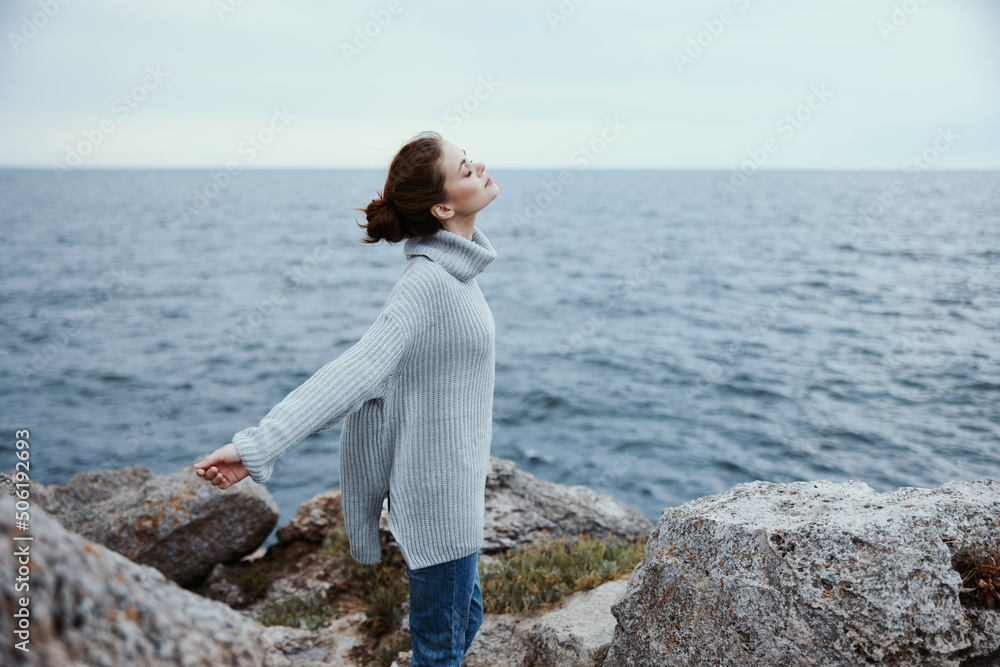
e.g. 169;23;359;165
405;550;483;666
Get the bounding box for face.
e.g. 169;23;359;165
433;140;499;221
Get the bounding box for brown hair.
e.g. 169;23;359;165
356;130;449;244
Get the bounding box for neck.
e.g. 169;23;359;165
441;214;476;241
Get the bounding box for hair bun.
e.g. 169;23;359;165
359;193;409;243
355;130;445;244
368;196;396;214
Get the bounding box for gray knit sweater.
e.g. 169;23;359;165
231;226;498;570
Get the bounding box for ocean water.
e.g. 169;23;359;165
1;168;998;547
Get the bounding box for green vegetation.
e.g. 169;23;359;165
323;525;409;636
478;531;646;615
236;570;272;603
311;523;647;639
320;523;352;558
258;590;333;630
371;629;412;667
251;524;408;634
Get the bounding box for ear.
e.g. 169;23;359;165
430;202;455;222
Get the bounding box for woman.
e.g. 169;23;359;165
193;130;500;666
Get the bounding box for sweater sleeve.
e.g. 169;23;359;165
231;310;407;485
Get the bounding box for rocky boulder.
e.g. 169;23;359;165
0;454;655;666
0;492;280;666
462;577;628;667
604;478;1000;666
482;457;654;555
191;486;386;621
1;464;279;586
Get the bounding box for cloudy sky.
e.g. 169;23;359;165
1;0;997;169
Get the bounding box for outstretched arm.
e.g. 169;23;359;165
218;310;408;486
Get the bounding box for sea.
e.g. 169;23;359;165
1;168;997;548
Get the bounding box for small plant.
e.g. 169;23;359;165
323;524;410;637
955;543;1000;609
363;580;407;636
321;525;352;558
258;590;333;630
479;531;646;615
236;570;272;603
371;629;412;667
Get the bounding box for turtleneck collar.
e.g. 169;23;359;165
403;227;497;282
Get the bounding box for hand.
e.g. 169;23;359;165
193;443;249;490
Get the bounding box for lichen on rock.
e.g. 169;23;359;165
604;478;1000;667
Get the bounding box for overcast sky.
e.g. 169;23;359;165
1;0;997;169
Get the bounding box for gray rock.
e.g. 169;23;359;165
191;486;392;625
0;454;653;666
274;487;345;544
261;612;373;666
2;464;279;586
0;493;281;667
461;578;629;667
529;578;627;665
604;478;1000;667
483;457;654;555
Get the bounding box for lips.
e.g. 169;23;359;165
485;176;493;187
